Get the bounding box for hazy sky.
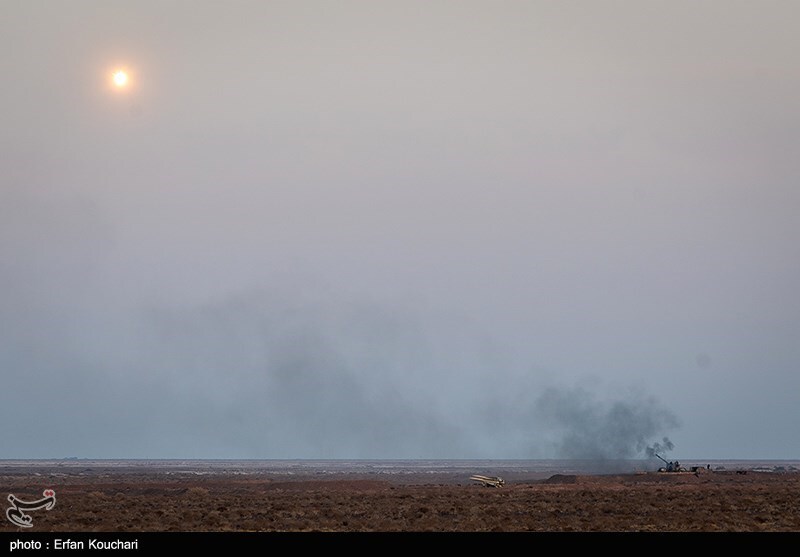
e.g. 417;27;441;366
2;1;798;460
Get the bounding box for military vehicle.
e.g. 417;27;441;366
470;474;505;487
654;452;686;473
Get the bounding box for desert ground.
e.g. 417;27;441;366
2;462;799;532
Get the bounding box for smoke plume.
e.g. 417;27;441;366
645;437;675;458
535;385;680;464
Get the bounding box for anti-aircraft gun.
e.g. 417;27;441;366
654;452;686;473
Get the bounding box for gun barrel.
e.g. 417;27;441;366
655;453;669;465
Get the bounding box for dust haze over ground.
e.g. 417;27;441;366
2;2;800;459
0;288;683;460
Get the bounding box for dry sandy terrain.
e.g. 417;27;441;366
2;464;799;533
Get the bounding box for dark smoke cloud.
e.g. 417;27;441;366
127;298;682;459
645;437;675;458
535;385;680;464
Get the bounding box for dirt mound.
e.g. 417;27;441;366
543;474;578;484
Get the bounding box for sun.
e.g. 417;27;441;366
113;70;128;87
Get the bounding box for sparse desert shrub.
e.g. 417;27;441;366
185;486;209;497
